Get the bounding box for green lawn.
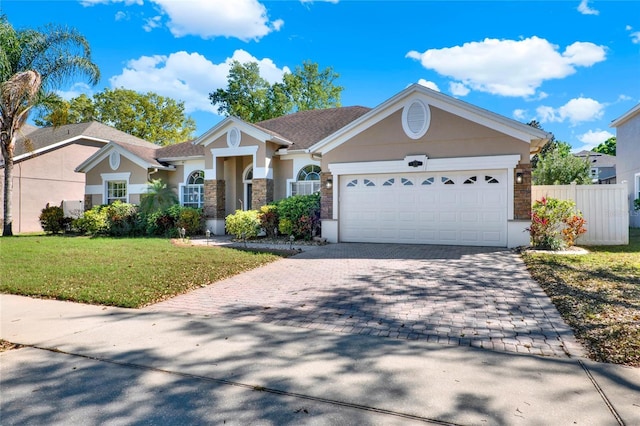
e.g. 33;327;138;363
522;228;640;366
0;236;283;308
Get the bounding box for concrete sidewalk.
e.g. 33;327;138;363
1;294;639;425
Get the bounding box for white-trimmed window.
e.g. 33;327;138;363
106;181;127;204
182;170;204;208
291;165;321;196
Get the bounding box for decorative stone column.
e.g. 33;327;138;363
320;172;333;219
251;178;273;209
204;179;225;219
84;194;92;211
514;164;532;220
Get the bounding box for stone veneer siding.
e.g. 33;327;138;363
84;194;93;211
320;172;333;219
204;179;225;219
251;178;273;210
514;164;532;220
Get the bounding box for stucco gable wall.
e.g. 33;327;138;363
204;130;267;171
323;107;530;166
86;155;149;186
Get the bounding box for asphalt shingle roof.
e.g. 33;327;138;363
255;106;372;150
574;150;616;168
156;140;203;159
14;121;157;158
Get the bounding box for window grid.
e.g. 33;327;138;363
107;181;127;204
182;185;204;208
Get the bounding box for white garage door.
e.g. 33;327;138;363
340;170;508;246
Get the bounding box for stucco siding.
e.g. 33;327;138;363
273;156;293;201
323;107;530;166
616;113;640;226
86;156;149;186
0;142;103;233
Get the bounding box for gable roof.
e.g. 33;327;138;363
12;121;154;162
308;84;551;155
573;150;616;168
156;140;203;161
193;116;294;147
255;106;371;150
610;103;640;128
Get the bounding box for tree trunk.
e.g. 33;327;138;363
1;128;14;237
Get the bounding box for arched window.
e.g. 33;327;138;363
292;164;321;196
182;170;204;208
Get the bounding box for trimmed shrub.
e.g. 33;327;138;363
72;206;108;235
226;209;260;240
39;204;71;234
176;207;203;236
258;205;279;238
104;201;140;236
528;197;587;250
275;193;320;240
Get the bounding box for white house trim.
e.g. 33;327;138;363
207;145;258;180
14;135;109;162
195;117;292;148
76;142;172;174
100;172;131;204
328;154;520;176
309;84;549;156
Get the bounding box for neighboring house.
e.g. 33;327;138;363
573;150;616;184
611;103;640;227
0;122;135;233
77;84;549;247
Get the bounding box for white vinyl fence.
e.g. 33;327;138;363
532;183;629;245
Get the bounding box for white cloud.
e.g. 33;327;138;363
416;79;440;91
406;37;606;98
513;109;528;120
449;82;470;96
142;16;162;32
56;82;93;100
536;97;605;125
109;50;290;114
577;0;599;15
630;32;640;44
575;129;614;151
81;0;282;41
114;11;127;21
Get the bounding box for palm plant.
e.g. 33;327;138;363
0;16;100;236
139;179;179;217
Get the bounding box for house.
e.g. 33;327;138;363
573;150;616;184
77;84;549;247
0;122;135;233
611;103;640;227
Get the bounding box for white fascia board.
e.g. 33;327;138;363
329;154;520;175
76;142;165;173
15;135;109;162
311;84;549;155
611;103;640;128
156;155;204;162
195;117;291;147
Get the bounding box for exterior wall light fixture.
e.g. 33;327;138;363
326;178;333;189
516;171;524;184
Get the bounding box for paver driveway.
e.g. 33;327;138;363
149;243;583;358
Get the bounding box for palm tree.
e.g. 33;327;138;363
0;16;100;236
139;179;179;217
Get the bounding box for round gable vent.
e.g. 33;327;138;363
109;151;120;170
402;100;430;139
227;127;241;148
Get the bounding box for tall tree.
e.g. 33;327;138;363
532;143;592;185
283;61;343;111
0;16;100;236
209;60;343;123
35;88;196;145
209;61;288;123
592;136;616;156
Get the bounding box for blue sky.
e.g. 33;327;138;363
3;0;639;151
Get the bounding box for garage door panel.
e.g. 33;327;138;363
340;170;507;246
